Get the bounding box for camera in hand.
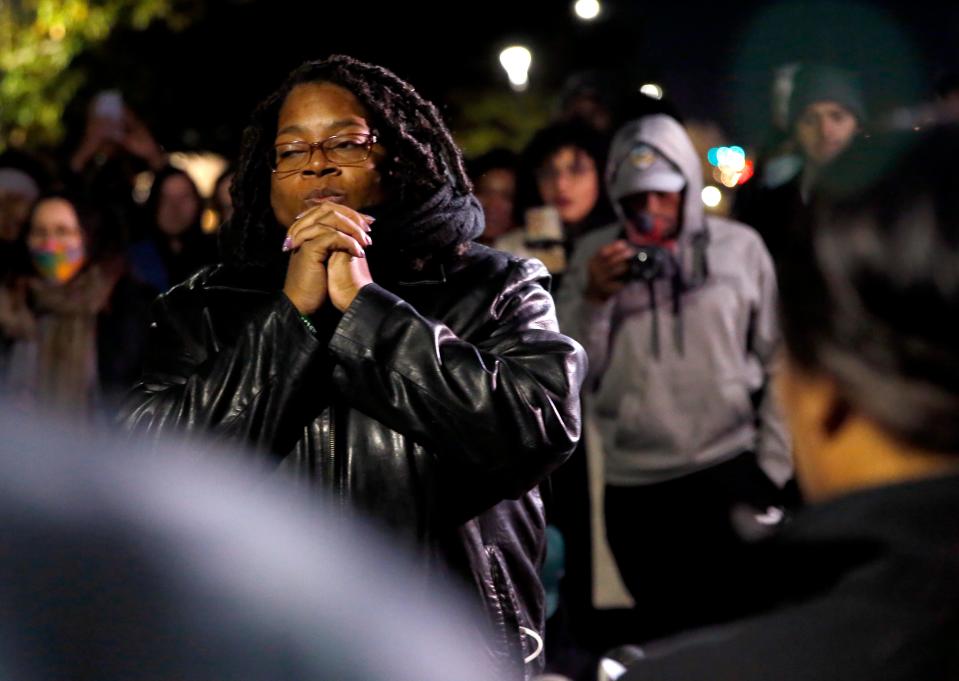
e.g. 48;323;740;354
625;245;670;282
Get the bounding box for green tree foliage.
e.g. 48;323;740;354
447;87;554;159
0;0;193;151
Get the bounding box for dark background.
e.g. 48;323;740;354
64;0;959;157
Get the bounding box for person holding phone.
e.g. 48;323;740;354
64;90;168;252
69;90;168;176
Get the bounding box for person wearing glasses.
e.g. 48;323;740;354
121;55;586;680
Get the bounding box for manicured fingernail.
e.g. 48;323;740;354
364;234;373;246
356;248;366;258
282;235;293;252
362;214;376;224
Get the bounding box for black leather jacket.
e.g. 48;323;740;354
121;242;586;678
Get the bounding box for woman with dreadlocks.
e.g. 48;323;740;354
121;55;585;677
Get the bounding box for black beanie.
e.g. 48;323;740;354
788;65;866;128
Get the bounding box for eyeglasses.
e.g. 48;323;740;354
270;132;378;173
535;158;596;183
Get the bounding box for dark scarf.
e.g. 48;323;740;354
363;183;484;278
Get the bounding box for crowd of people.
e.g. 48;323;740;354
2;54;958;681
0;99;221;421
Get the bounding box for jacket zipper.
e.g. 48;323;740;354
329;403;348;515
328;403;337;488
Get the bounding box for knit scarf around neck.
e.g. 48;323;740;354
357;183;484;277
0;260;122;418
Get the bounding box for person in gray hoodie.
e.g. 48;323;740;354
556;114;792;641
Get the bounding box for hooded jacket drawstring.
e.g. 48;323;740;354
647;279;660;359
646;252;685;360
665;231;712;359
671;269;684;356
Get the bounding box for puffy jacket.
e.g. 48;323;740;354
121;241;586;678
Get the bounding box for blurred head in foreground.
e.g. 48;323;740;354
777;127;959;502
0;412;498;681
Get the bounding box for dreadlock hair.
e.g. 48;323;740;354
225;55;472;269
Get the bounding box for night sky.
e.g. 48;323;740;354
66;0;959;157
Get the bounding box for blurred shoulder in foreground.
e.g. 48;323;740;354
0;410;500;681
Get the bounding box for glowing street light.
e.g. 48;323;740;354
640;83;664;100
701;185;722;208
574;0;601;20
499;46;532;92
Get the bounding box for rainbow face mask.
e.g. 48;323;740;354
30;242;85;284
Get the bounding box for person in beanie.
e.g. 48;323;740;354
557;114;791;642
736;64;866;261
121;54;586;680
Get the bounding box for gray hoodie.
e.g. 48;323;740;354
556;115;791;486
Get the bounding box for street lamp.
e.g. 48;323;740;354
640;83;664;100
701;185;722;208
499;46;532;92
574;0;601;20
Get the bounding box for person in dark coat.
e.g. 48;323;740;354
120;54;586;680
735;64;866;263
128;166;218;293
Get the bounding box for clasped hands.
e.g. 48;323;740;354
282;203;376;314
